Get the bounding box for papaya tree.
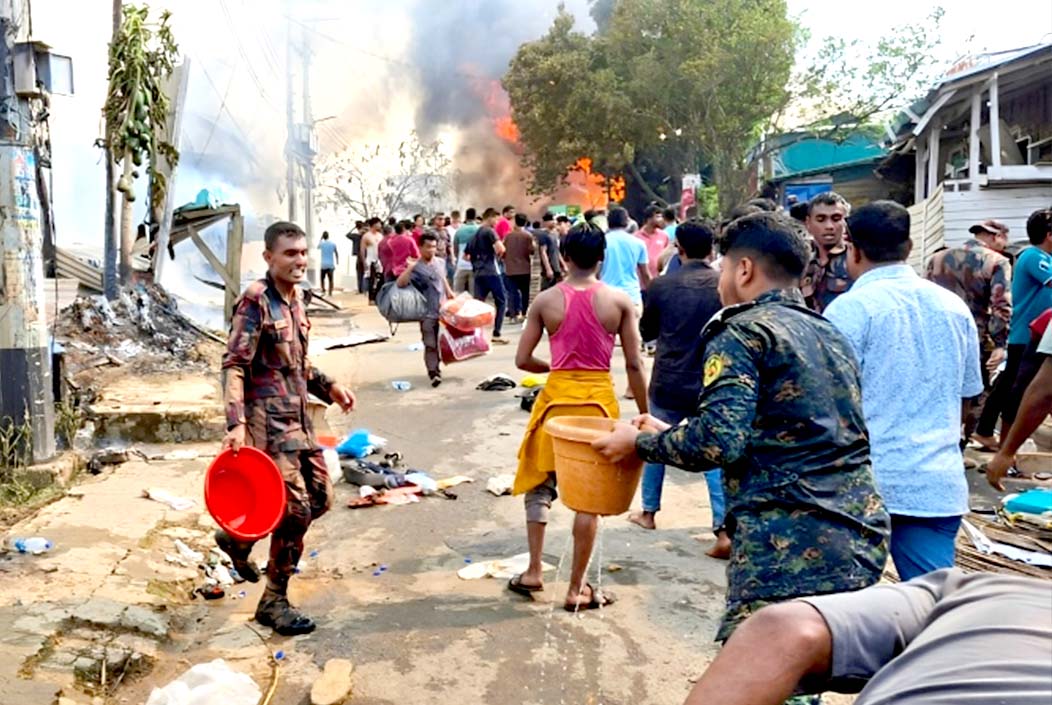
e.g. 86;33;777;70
103;5;179;285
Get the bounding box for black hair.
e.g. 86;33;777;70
807;191;850;213
413;213;423;222
607;206;629;229
419;232;439;246
264;221;305;251
482;207;499;220
514;213;528;227
321;231;330;240
387;216;396;226
354;220;365;228
556;215;571;224
1026;208;1052;245
531;220;541;229
465;207;477;221
394;222;406;235
788;201;809;222
727;204;763;222
675;220;714;260
367;217;382;227
583;209;597;222
561;222;606;269
542;212;555;223
662;207;676;222
745;198;777;212
845;201;911;263
644;204;662;221
720;212;809;281
502;204;516;215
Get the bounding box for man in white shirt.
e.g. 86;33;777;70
825;201;982;581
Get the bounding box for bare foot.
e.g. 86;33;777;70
705;531;731;560
628;511;656;530
971;434;1000;451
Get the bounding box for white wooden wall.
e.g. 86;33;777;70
908;185;946;272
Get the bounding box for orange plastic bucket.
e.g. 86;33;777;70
545;416;643;516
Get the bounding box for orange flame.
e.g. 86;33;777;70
494;115;520;143
566;157;623;209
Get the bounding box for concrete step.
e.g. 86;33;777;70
89;375;224;444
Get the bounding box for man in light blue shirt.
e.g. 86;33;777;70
318;231;338;296
825;201;983;581
600;206;650;308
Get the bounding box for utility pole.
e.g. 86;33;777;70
284;0;296;225
284;6;318;282
102;0;120;299
301;31;314;253
0;0;55;461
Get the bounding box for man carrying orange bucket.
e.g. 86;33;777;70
508;222;648;611
218;221;356;636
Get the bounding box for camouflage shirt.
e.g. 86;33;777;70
636;288;889;637
926;239;1013;348
801;243;852;313
222;274;335;452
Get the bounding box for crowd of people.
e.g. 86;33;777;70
228;191;1051;703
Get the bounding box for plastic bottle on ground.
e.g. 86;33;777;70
11;537;53;554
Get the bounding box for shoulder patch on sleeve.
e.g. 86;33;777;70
703;353;725;386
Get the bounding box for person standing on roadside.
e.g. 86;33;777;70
825;202;982;580
361;219;383;304
317;231;338;297
800;192;852;313
504;213;536;323
496;204;515;240
628;220;729;558
635;205;670;297
467;208;509;343
453;208;480;294
219;221;356;636
535;212;564;290
397;231;454;387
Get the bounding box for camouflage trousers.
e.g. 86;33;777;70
229;449;333;591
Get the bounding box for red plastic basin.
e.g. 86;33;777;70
204;447;287;541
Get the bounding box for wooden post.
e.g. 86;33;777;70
969;89;982;187
225;211;244;328
989;72;1001;168
915;134;927;203
926;124;940;196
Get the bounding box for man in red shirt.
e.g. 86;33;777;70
379;221;421;282
635;205;670;292
496;205;516;241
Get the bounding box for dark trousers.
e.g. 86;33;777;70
421;317;440;379
977;343;1026;437
474;273;506;336
320;268;334;296
367;263;383;304
356;258;366;293
506;273;531;317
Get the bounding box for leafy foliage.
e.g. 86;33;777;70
315;133;455;222
103;5;180;212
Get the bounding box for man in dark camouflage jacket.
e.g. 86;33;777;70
219;221;355;636
594;212;889;648
800;192;853;313
926;220;1013;441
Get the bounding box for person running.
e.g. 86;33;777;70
219;221;356;635
453;208;480;294
504;213;536;323
628;220;729;558
466;208;509;344
593;212;889;649
397;232;454;387
317;231;338;297
509;222;648;610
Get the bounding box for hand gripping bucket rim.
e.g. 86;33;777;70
205;446;287;541
544;416;644;516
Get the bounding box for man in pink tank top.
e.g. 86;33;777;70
508;223;648;611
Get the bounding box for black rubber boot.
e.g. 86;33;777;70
254;591;317;636
214;529;261;583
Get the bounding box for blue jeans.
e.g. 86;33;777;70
473;274;506;336
640;399;725;528
890;514;962;581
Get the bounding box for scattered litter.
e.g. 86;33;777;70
407;342;424;351
347;486;424;508
379;564;388;571
476;373;516;391
464;558;473;563
174;540;204;563
192;585;225;601
143;488;197;511
359;486;377;499
336;429;388;458
311;658;355;705
310;549;320;558
961;520;1052;567
518;386;543;412
212;564;235;586
391;380;412;391
145;658;261;705
9;537;53;555
607;563;624;573
274;650;285;661
322;449;343;484
405;471;438;494
154;449;202;461
372;570;382;577
308;332;388;356
486;475;515;496
436;475;474;490
520;374;548;388
165;554;189;567
457;552;554;580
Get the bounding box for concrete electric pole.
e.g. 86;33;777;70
284;5;318;281
0;0;55;461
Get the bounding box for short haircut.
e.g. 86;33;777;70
745;197;777;212
368;217;382;227
562;222;606;269
514;213;528;227
607;207;629;229
394;222;406;235
413;213;423;222
382;225;394;235
720;212;809;281
583;209;597;222
321;231;330;239
531;220;540;229
482;207;499;220
846;201;911;263
542;212;555;223
264;221;305;251
808;191;850;214
354;220;364;228
789;201;809;222
502;204;516;215
419;232;438;246
675;220;715;260
451;210;461;219
662;207;677;222
1025;208;1052;245
644;204;662;221
556;215;571;224
728;204;763;221
465;207;477;221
